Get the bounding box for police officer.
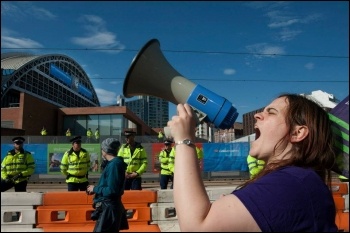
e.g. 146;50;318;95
94;128;100;143
41;126;47;136
158;130;164;142
86;128;93;143
1;137;35;192
117;131;148;190
60;136;90;191
66;128;72;137
247;154;265;179
159;139;174;189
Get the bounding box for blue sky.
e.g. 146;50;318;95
1;1;349;123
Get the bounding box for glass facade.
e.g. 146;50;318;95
63;114;136;137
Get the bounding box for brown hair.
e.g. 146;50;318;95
239;93;335;189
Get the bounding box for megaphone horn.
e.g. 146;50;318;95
123;39;238;129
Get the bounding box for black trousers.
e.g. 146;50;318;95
67;181;89;191
124;177;142;190
1;179;27;192
160;174;174;189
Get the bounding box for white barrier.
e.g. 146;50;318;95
1;192;44;232
152;186;238;232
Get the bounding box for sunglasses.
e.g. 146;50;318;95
14;142;23;145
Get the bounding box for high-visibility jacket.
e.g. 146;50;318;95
1;149;35;184
159;148;173;175
168;146;202;173
196;147;204;170
158;132;164;140
66;130;71;137
94;130;100;140
117;143;147;175
247;155;265;178
168;148;176;173
60;148;90;183
41;129;47;136
86;129;93;138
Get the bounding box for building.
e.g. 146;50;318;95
1;52;100;108
243;107;264;136
301;90;338;111
242;90;340;136
1;52;156;137
122;95;169;128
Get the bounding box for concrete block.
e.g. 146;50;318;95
344;194;349;211
150;203;177;221
157;190;174;203
1;225;44;232
152;220;180;232
1;192;43;206
1;206;36;225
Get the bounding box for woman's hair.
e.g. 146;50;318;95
240;93;335;188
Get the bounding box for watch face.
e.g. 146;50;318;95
184;139;191;145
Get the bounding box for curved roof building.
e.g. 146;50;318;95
1;52;100;108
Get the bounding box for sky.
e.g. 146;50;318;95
1;1;349;123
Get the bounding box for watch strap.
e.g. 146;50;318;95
175;139;195;147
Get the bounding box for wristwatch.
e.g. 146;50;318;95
175;139;195;147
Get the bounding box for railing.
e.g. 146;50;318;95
1;135;251;182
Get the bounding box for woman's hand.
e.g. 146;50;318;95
86;185;95;195
167;103;196;142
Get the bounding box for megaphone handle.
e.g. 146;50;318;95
164;106;205;139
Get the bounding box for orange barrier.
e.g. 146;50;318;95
331;182;349;232
42;191;93;205
331;182;348;195
38;223;160;232
335;211;349;232
332;195;345;211
122;190;158;204
37;205;94;224
36;190;160;232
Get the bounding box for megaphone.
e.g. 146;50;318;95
123;39;239;130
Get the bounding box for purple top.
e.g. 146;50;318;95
233;166;338;232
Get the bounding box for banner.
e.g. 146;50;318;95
151;143;203;173
329;95;349;178
203;142;249;172
1;144;48;174
47;143;101;174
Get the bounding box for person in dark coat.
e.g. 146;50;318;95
87;138;129;232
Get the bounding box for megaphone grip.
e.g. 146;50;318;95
186;84;238;129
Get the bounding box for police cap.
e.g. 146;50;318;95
123;130;136;137
164;139;174;145
12;137;25;144
70;136;82;143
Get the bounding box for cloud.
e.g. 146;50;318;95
1;2;25;17
304;62;314;70
1;27;43;48
1;35;43;49
278;28;302;41
29;6;57;20
223;69;236;75
71;15;125;53
246;2;322;41
1;2;56;20
95;88;118;105
246;43;286;58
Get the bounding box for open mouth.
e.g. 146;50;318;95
255;126;261;140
